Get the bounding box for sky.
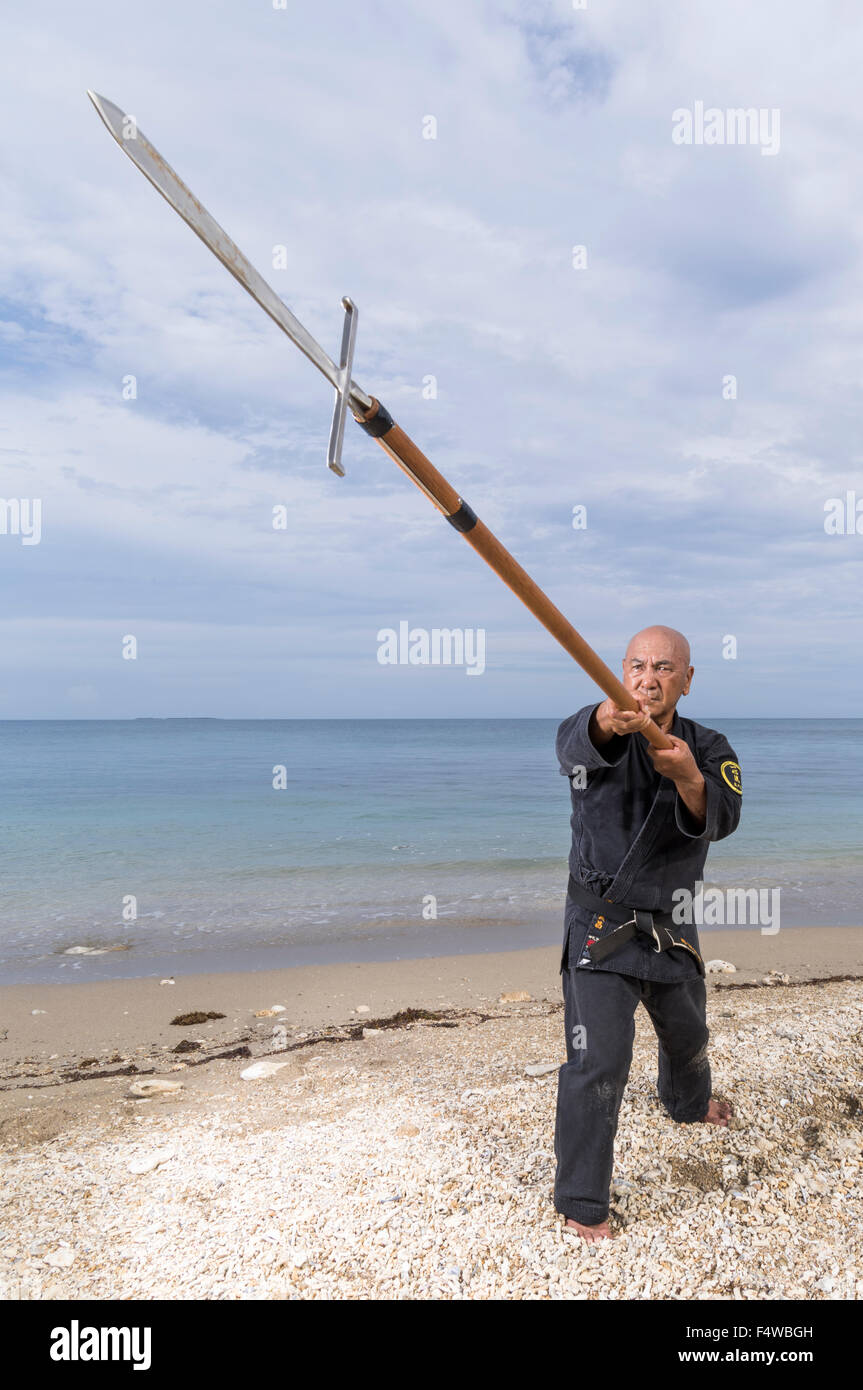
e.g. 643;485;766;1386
1;0;861;718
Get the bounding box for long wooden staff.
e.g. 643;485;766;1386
87;91;673;751
351;398;672;748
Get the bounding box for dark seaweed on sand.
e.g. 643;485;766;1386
170;1011;226;1026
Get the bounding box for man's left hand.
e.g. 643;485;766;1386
646;734;701;786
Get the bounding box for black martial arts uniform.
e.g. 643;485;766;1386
553;702;742;1226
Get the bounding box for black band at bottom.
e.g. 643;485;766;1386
446;500;478;533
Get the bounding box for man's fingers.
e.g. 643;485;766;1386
611;712;650;732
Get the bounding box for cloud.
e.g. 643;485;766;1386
0;0;860;714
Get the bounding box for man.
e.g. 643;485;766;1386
553;625;742;1241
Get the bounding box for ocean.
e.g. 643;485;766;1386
1;718;860;985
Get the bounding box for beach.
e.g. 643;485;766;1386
1;925;861;1301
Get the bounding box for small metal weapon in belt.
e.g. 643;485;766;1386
567;881;705;973
87;91;674;753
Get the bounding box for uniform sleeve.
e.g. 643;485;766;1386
674;732;742;841
556;703;629;777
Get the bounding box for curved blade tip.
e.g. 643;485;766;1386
86;90;126;141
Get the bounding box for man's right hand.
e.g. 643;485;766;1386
589;698;652;745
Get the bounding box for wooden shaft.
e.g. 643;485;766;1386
462;519;674;750
357;403;674;751
373;421;462;515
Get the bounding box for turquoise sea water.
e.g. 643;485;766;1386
1;719;860;984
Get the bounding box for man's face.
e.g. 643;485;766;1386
622;633;693;724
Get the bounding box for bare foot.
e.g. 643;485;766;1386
563;1217;615;1242
702;1098;732;1126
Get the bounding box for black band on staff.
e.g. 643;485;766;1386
446;500;478;533
355;401;395;437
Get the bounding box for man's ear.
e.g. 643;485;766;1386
682;665;694;695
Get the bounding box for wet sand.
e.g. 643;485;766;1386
1;925;861;1082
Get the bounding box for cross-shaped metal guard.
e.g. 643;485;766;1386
326;296;358;476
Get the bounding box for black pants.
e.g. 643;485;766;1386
553;965;711;1225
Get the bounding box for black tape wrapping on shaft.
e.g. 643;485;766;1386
354;402;394;438
446;500;478;533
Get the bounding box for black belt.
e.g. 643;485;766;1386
567;876;704;976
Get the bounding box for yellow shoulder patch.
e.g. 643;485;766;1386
720;760;742;794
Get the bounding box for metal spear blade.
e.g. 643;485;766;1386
86;91;372;417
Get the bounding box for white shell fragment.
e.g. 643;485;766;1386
44;1248;76;1268
128;1079;185;1098
240;1060;290;1080
525;1062;558;1077
128;1146;175;1174
706;960;737;974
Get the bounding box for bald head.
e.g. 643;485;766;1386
625;626;691;667
621;626;694;729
